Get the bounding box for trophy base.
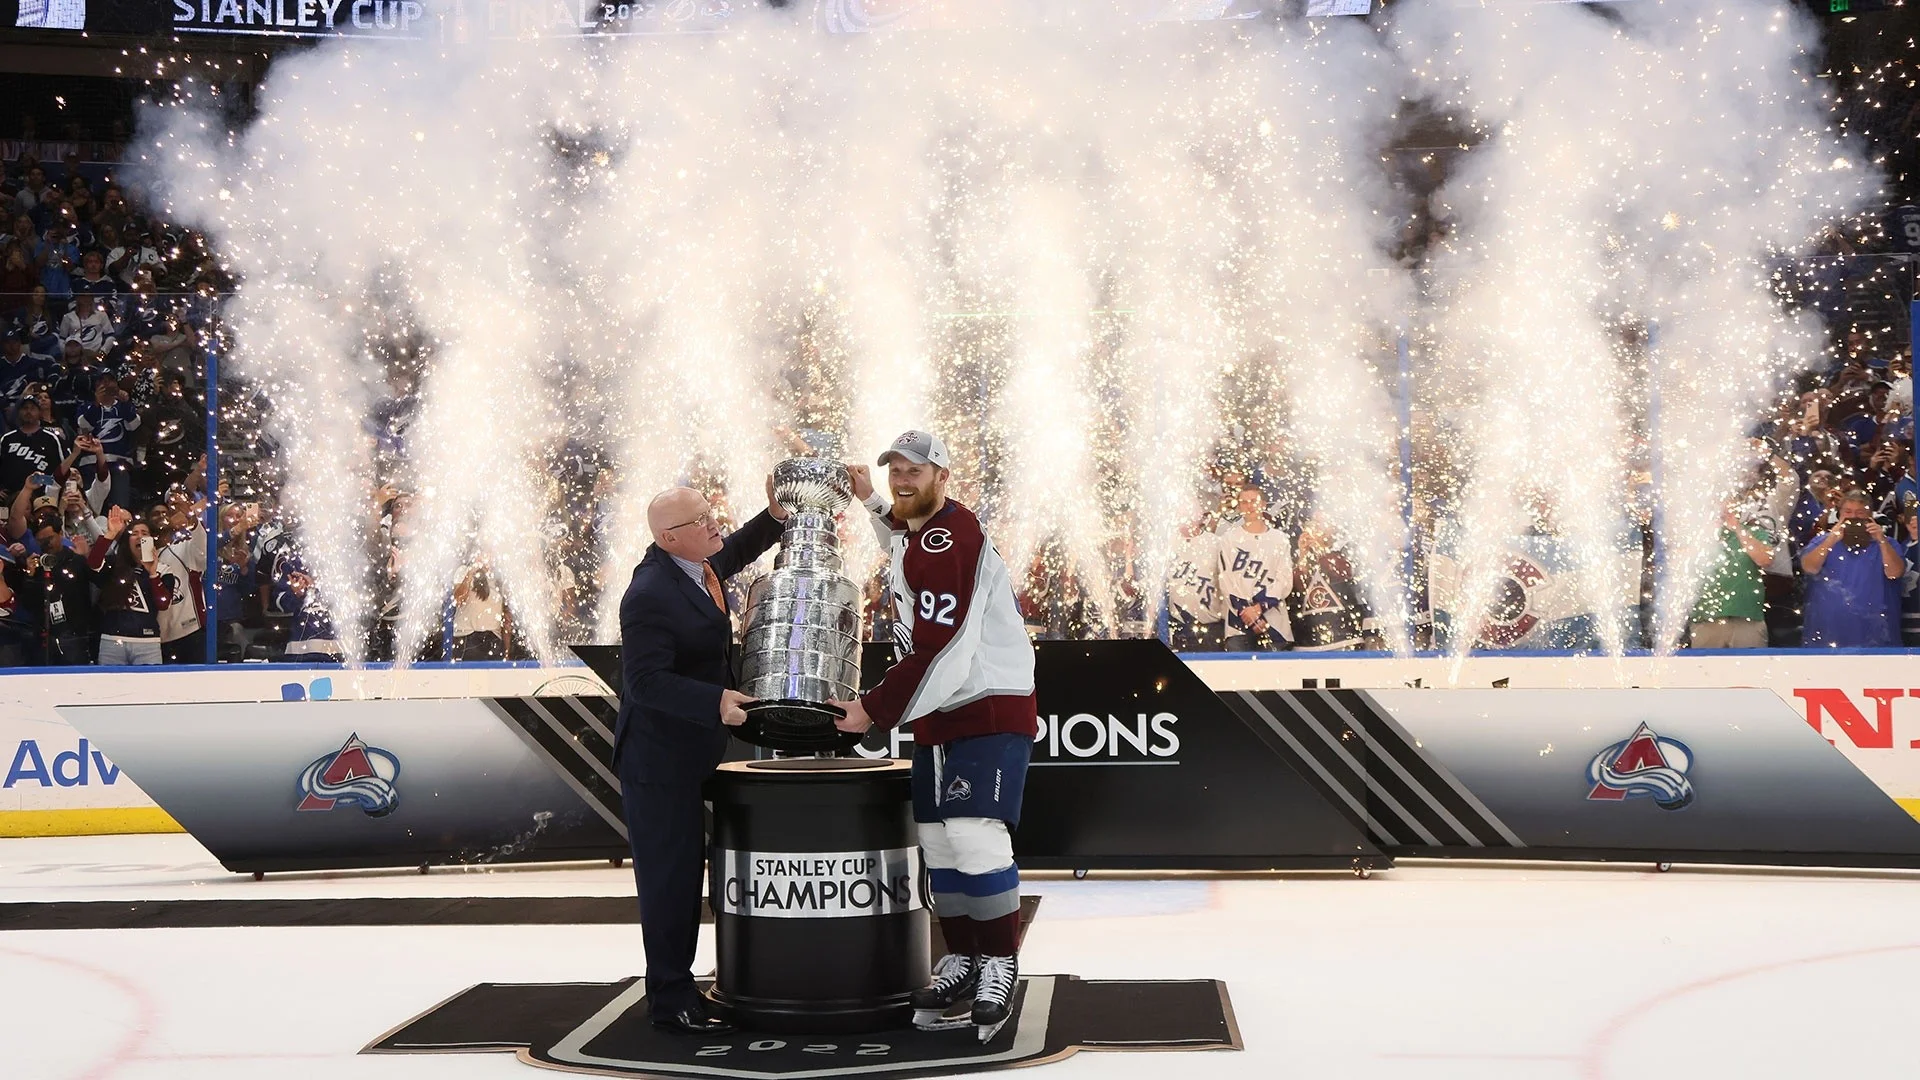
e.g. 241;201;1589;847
737;699;865;754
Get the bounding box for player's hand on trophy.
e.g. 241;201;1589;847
846;463;874;502
719;689;753;727
830;697;873;734
765;473;790;522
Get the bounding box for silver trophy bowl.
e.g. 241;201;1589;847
737;457;866;753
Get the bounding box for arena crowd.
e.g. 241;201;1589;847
0;143;1914;666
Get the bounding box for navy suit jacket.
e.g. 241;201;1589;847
615;509;784;785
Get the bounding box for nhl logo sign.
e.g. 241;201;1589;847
297;733;401;816
1586;723;1693;811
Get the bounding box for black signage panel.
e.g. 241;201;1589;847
856;640;1385;871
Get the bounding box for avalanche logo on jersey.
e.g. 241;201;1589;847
920;528;953;553
297;733;401;816
1586;723;1694;810
1477;556;1548;647
1298;568;1343;616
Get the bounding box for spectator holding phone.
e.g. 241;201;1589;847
74;373;137;509
87;504;167;665
0;538;43;666
1688;505;1777;648
273;544;342;663
214;505;259;659
451;556;508;661
33;511;94;665
1800;491;1905;648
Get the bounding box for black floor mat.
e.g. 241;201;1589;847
367;974;1239;1078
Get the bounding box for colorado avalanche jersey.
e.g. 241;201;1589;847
860;494;1036;745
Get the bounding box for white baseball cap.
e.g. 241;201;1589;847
877;430;950;469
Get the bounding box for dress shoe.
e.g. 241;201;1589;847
651;1002;736;1036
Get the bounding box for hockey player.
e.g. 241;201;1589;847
831;430;1037;1043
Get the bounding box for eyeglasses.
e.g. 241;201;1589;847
665;511;712;533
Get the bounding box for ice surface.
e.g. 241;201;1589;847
4;834;1918;1078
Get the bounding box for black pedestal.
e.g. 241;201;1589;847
704;758;929;1034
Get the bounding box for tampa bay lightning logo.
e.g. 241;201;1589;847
1586;723;1693;810
297;733;400;816
921;528;953;553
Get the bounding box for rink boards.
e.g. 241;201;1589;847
8;648;1920;848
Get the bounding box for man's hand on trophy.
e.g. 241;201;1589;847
846;463;873;502
830;697;873;734
765;474;790;522
719;689;754;727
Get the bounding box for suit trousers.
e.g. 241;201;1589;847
619;762;710;1013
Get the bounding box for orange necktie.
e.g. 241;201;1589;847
702;562;727;613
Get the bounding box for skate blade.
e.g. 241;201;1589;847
913;1008;973;1032
974;1015;1009;1043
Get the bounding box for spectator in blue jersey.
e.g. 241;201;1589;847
50;338;98;423
214;503;260;660
87;504;166;665
1888;446;1919;533
0;327;56;404
119;271;170;347
1790;469;1841;549
68;250;116;305
73;372;137;509
19;287;58;356
1800;491;1904;648
1897;499;1920;647
273;546;342;663
1833;396;1882;468
1861;438;1910;509
34;213;78;305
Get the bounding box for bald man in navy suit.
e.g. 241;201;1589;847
617;479;786;1035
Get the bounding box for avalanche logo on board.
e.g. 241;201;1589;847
1586;723;1694;810
297;733;401;816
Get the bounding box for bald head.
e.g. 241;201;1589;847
649;486;723;560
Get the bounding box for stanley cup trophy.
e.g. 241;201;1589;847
736;457;866;753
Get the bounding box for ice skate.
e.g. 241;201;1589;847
970;954;1018;1043
911;953;978;1031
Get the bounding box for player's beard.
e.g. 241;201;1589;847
892;483;940;521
